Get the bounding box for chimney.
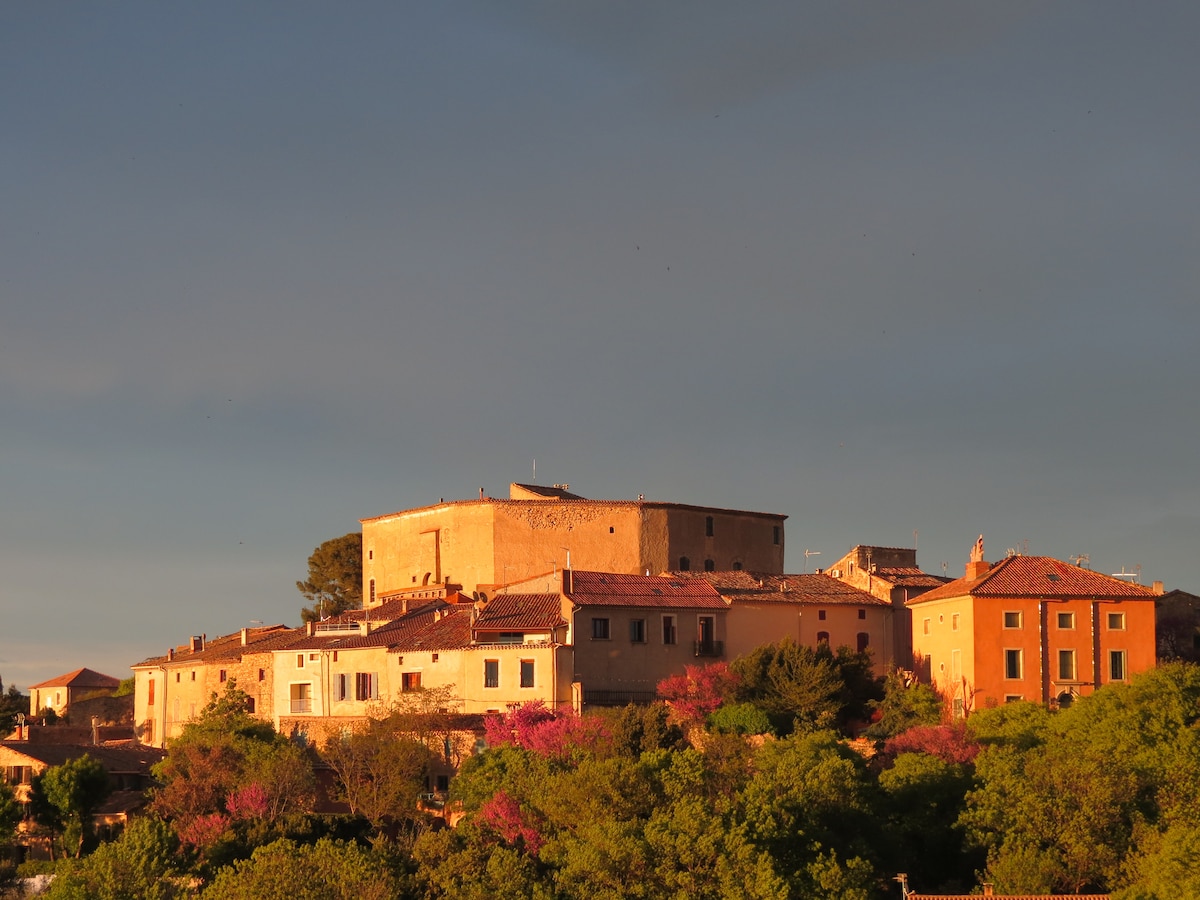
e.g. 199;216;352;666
1153;580;1165;595
241;628;249;646
965;560;990;580
360;620;373;636
306;621;315;637
982;885;994;897
190;635;204;652
167;648;175;661
91;716;101;746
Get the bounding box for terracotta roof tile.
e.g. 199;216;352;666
676;571;890;606
567;571;727;609
910;556;1157;605
0;741;166;774
390;609;474;652
28;668;120;690
869;566;950;588
475;594;565;631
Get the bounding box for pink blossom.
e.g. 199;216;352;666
179;812;231;848
657;662;740;723
884;723;980;765
478;790;544;854
225;782;270;820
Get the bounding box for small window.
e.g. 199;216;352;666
1108;612;1126;631
309;653;319;661
369;579;376;604
1057;612;1075;629
592;618;611;640
923;618;931;635
355;673;379;701
816;631;830;644
1109;650;1127;681
773;526;781;545
952;698;964;718
147;680;155;705
678;557;690;571
297;654;305;669
436;774;450;792
520;660;535;688
630;619;647;643
858;609;867;621
333;651;338;662
368;549;373;560
1004;611;1023;629
258;668;265;681
219;670;227;683
245;697;256;714
1005;649;1023;680
498;632;524;644
402;672;422;692
818;609;827;621
335;674;349;701
609;526;614;533
732;561;743;571
705;516;714;537
175;673;180;683
857;632;869;652
432;653;439;662
663;615;677;645
191;671;196;681
484;660;500;689
951;613;959;631
1004;694;1023;703
704;559;715;572
1058;649;1076;681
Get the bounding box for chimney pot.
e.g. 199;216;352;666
1153;580;1165;595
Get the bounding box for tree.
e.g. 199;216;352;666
322;720;434;836
0;677;29;735
201;837;404;900
41;817;184;900
297;532;363;622
30;754;111;858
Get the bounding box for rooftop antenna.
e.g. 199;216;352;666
1070;554;1090;569
1110;565;1142;583
533;458;536;482
803;549;821;573
941;561;948;577
913;529;918;550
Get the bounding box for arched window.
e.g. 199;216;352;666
816;632;830;645
704;559;715;572
856;632;869;652
732;561;743;571
678;557;690;571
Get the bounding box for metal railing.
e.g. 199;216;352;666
693;640;723;658
290;699;312;714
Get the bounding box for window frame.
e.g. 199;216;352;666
629;618;647;644
1109;649;1127;681
1107;611;1127;631
591;617;611;640
484;659;500;689
1057;611;1076;630
520;659;535;689
662;614;677;645
1058;648;1076;681
1004;648;1023;680
1003;610;1023;629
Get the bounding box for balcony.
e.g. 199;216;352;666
693;640;723;658
289;699;312;714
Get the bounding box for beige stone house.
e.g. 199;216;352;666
361;483;786;605
28;669;121;720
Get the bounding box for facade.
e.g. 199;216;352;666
825;546;949;670
679;570;897;673
28;669;121;720
361;483;786;604
1154;588;1200;662
909;552;1159;713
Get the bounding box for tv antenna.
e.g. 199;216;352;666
1110;564;1142;583
803;549;821;573
1070;554;1090;569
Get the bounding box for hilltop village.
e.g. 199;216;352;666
5;482;1200;898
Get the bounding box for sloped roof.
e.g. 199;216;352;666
287;607;445;652
910;556;1158;605
475;594;566;631
0;741;166;774
390;609;474;652
678;571;890;606
869;566;949;589
510;482;588;500
567;571;727;609
131;625;298;669
362;497;786;523
29;668;120;690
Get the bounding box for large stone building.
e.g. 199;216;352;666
360;483;786;606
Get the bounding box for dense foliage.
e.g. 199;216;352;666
11;662;1200;898
297;532;363;623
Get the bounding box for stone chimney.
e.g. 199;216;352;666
965;560;990;580
190;635;205;652
1153;580;1165;595
240;628;249;646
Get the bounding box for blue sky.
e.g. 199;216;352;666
3;2;1198;689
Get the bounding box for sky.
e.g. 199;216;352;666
3;2;1198;690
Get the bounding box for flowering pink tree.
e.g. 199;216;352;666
484;702;608;761
178;811;230;850
883;723;980;765
225;782;270;821
657;662;740;724
477;789;545;854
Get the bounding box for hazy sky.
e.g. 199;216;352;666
3;2;1198;690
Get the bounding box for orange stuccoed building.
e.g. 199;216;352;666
910;543;1159;714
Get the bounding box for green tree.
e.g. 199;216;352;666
201;837;404;900
42;817;184;900
30;754;111;858
0;677;30;735
866;670;944;739
297;532;363;622
322;719;434;837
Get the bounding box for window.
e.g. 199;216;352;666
335;674;349;701
1004;611;1023;629
816;631;829;644
856;632;869;652
1108;612;1126;631
773;526;781;545
520;660;535;688
297;654;305;669
369;579;376;604
309;653;319;661
402;672;422;692
951;613;959;631
1057;612;1075;629
952;698;964;718
678;557;690;571
923;618;931;635
355;673;379;701
333;651;338;662
1058;649;1076;681
609;526;614;533
368;549;373;560
630;619;646;643
733;561;743;570
190;671;196;681
484;660;500;689
290;683;312;714
258;668;266;681
219;670;227;683
175;673;180;683
147;680;155;705
591;618;611;640
818;609;827;621
498;632;524;644
704;558;715;572
858;609;867;620
432;653;439;662
705;516;714;537
662;615;677;645
436;774;450;792
245;698;255;714
1004;694;1023;703
1005;649;1023;680
1110;650;1127;681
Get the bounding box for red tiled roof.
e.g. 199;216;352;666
567;571;727;609
910;556;1158;605
870;566;950;589
390;609;474;652
29;668;120;690
290;609;445;652
475;594;566;631
0;741;166;774
132;625;298;668
677;571;890;606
